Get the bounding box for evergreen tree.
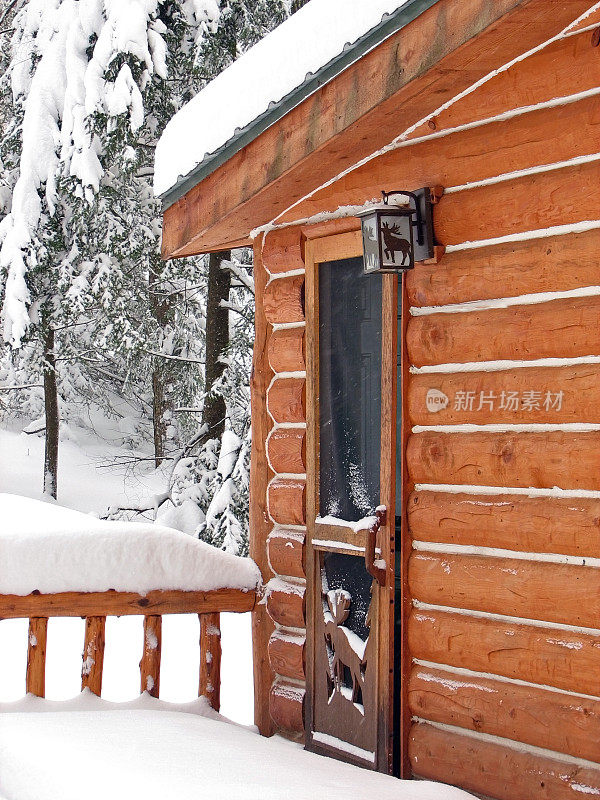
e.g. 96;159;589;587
0;0;295;552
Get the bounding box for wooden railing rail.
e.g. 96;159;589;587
1;588;256;711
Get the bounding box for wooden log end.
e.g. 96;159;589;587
269;679;305;733
266;579;306;628
267;529;306;579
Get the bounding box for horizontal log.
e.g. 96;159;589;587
407;431;600;490
409;552;600;628
0;588;256;619
409;665;600;762
268;478;306;526
268;630;305;681
267;529;306;579
408;491;600;558
270;680;305;734
266;580;306;628
264;276;304;325
409;364;600;426
262;228;304;274
287;86;600;226
409;722;600;800
409;27;600;139
409;608;600;696
434;161;600;248
407;228;600;307
268;327;305;373
407;295;600;367
268;429;306;475
267;378;305;424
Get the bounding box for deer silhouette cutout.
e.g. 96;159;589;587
381;221;411;266
323;588;367;706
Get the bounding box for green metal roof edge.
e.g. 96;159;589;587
160;0;440;211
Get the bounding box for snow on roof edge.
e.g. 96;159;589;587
157;0;440;209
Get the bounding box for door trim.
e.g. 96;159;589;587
304;231;400;773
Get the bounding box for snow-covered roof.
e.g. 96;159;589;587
0;494;259;596
154;0;438;205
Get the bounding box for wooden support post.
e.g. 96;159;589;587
26;617;48;697
81;616;105;696
140;615;162;698
199;612;221;711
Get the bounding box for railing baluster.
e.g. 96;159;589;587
199;612;221;711
81;615;105;696
140;615;162;697
26;617;48;697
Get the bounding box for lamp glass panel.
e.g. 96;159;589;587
379;212;413;269
360;213;380;274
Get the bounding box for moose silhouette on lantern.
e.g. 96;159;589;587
357;188;435;274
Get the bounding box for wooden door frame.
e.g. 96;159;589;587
303;227;408;775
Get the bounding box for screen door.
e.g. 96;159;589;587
305;236;398;774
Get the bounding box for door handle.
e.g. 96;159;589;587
364;506;386;586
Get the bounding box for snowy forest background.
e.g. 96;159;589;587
0;0;305;556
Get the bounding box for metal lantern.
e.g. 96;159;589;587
356;187;435;274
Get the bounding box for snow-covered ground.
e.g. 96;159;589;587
0;426;255;726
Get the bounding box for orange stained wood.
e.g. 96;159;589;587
81;615;106;696
269;680;305;733
405;23;600;141
140;615;162;697
406;228;600;307
409;665;600;762
268;327;305;373
0;588;256;619
407;295;600;367
408;364;600;426
161;0;596;256
267;378;305;424
261;227;304;274
266;581;306;629
26;617;48;697
409;722;600;799
268;631;305;681
267;428;306;475
409;551;600;628
433;160;600;247
199;612;221;711
407;430;600;489
408;607;600;696
409;490;600;557
249;234;275;736
263;275;305;325
279;85;600;226
268;478;306;526
267;530;306;579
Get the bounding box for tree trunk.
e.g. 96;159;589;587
149;260;173;468
43;327;59;499
201;251;231;445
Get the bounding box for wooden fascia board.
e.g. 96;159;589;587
161;0;589;258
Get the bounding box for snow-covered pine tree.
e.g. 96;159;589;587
0;1;222;495
0;0;296;555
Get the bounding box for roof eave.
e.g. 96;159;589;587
159;0;441;211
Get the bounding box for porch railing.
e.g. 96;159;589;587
1;588;256;710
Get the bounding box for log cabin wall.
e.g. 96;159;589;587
251;13;600;795
253;228;307;739
400;21;600;800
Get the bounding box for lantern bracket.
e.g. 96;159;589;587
381;187;434;262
